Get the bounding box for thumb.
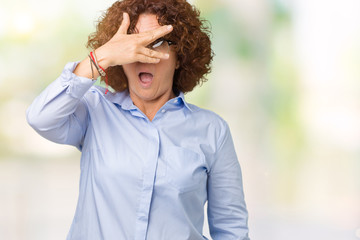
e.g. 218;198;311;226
117;12;130;35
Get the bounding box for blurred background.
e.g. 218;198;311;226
1;0;359;239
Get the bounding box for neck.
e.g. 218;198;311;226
130;91;176;121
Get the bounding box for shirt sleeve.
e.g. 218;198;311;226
26;62;95;150
207;121;250;240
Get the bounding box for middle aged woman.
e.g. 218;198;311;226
26;0;250;239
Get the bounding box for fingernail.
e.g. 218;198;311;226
164;53;169;58
167;25;173;30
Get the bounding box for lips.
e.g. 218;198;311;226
138;72;154;88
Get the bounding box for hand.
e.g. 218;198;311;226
95;12;173;68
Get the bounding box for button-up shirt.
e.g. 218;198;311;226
26;62;249;240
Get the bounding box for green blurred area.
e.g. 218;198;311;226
1;0;360;239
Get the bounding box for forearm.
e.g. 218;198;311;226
207;168;250;240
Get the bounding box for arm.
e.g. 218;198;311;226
26;12;174;149
207;122;250;240
26;62;94;149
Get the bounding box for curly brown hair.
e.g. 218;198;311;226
87;0;213;93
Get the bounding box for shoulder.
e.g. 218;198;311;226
187;102;227;123
185;102;230;136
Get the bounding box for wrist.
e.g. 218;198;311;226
89;50;110;94
94;47;112;70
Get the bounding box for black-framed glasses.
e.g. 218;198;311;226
147;38;175;53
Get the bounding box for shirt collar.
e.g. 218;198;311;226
174;92;193;112
98;87;193;112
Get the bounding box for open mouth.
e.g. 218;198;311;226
138;72;154;87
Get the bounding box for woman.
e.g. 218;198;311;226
26;0;250;239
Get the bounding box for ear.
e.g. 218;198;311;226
175;60;180;69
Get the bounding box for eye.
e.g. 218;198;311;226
151;38;165;48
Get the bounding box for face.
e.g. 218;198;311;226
123;13;178;105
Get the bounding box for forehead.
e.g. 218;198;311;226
135;13;161;33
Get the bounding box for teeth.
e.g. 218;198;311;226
139;72;153;76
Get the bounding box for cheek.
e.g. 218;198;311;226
123;64;136;79
160;54;178;74
169;51;179;69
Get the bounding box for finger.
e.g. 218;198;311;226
139;47;170;60
136;54;161;64
140;25;173;44
117;12;130;34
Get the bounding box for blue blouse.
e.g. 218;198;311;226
26;62;249;240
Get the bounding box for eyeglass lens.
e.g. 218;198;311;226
149;40;169;53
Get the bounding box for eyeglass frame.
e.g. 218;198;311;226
148;38;175;52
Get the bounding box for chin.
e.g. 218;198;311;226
134;89;159;101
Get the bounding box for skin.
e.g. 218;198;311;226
73;12;175;120
123;13;179;121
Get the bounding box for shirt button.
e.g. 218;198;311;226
161;109;166;113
